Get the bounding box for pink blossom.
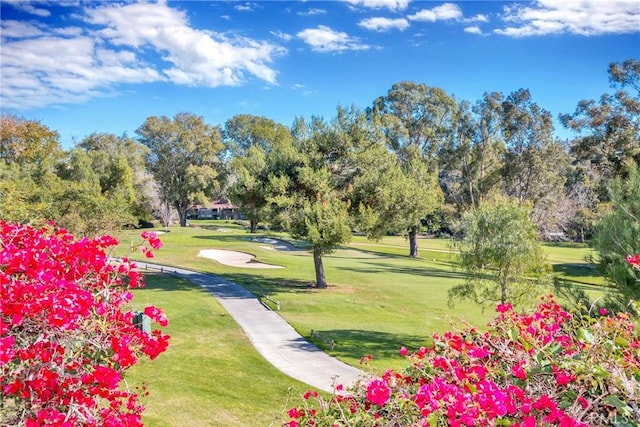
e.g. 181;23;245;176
366;379;391;406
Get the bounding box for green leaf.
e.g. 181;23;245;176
605;395;632;416
577;328;595;344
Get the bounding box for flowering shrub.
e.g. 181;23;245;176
0;222;169;426
285;296;640;426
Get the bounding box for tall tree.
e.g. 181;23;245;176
371;82;455;256
136;113;225;227
500;89;569;237
224;115;292;233
266;108;372;288
560;59;640;188
439;94;504;212
449;198;549;308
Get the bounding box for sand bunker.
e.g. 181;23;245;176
251;237;300;252
198;249;283;269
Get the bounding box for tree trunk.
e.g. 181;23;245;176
313;247;327;289
250;218;258;233
500;281;507;305
409;225;419;258
178;209;188;227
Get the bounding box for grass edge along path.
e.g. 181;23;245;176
138;261;365;392
126;272;317;427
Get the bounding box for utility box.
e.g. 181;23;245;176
133;312;151;334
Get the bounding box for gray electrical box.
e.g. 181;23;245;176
133;312;151;334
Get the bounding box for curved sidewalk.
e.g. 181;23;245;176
140;262;366;393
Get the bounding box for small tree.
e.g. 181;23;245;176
592;161;640;313
449;198;549;307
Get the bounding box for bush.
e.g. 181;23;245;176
1;222;169;426
284;295;640;426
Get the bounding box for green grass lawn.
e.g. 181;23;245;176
118;220;607;425
126;273;312;427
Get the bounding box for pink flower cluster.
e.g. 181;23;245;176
1;222;170;426
285;296;640;426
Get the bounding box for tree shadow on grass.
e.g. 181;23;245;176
218;272;318;295
307;329;429;362
335;261;468;281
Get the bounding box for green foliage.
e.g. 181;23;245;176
136;113;226;227
592;161;640;313
265;111;362;287
370;82;453;255
224;115;292;232
0;114;63;165
449;198;550;307
561;59;640;203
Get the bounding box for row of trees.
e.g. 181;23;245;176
1;60;638;292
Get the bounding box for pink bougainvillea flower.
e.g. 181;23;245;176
366;379;391;407
511;363;528;381
552;365;576;386
496;303;513;313
626;254;640;266
144;306;168;327
303;390;318;400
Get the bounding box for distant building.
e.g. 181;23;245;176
187;201;243;220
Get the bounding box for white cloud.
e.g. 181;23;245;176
0;27;162;110
464;26;483;35
4;0;51;17
495;0;640;36
234;2;259;12
297;25;371;52
0;20;45;39
292;83;317;96
297;8;327;16
466;14;489;23
358;17;409;32
408;3;463;22
85;2;286;85
0;1;286;110
343;0;410;12
270;30;293;41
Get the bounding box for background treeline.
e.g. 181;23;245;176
1;59;638;243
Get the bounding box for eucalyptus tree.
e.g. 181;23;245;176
224;115;292;233
136;113;226;227
371;81;455;256
560;59;640;196
500;89;569;237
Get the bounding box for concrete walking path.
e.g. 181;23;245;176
140;262;366;393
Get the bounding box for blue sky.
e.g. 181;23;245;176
1;0;638;148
